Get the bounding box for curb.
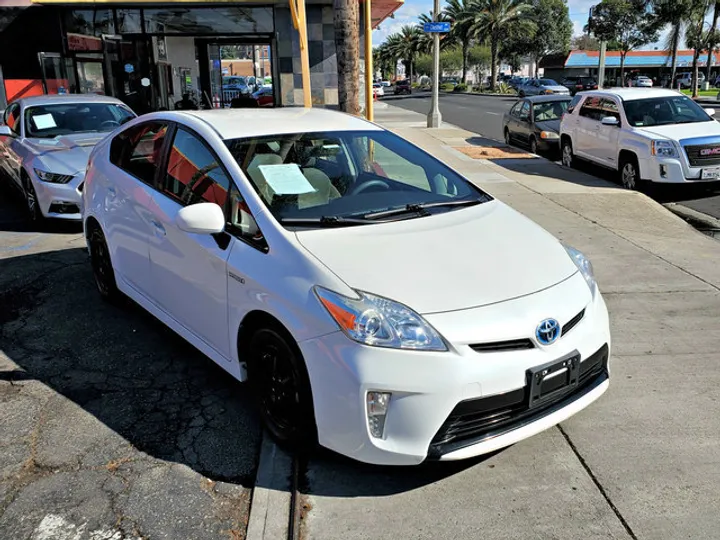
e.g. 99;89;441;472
246;433;293;540
663;202;720;231
441;91;518;98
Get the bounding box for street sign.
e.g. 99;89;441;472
423;22;450;33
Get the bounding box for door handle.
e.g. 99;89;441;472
107;186;117;197
150;219;166;236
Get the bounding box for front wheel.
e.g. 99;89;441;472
22;173;43;225
561;139;575;168
619;156;641;190
529;136;538;154
248;327;316;449
88;225;122;303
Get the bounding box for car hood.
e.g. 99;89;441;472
295;201;578;314
535;119;561;133
636;120;720;140
25;132;106;175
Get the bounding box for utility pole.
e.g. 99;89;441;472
426;0;442;128
598;40;607;88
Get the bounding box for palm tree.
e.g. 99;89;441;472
334;0;360;114
653;0;695;86
465;0;532;91
373;43;397;80
685;0;711;97
444;0;475;84
706;0;720;82
387;25;423;82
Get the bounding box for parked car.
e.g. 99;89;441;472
251;85;274;107
381;80;391;87
82;108;610;465
509;76;528;90
0;94;136;222
560;88;719;190
632;76;653;88
561;76;598;95
503;95;572;154
373;82;385;98
518;78;570;97
394;79;412;95
675;72;705;89
222;76;251;95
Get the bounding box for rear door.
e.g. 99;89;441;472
576;96;602;160
104;121;169;297
516;101;532;144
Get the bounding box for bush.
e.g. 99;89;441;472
440;83;455;91
411;82;420;88
452;83;468;93
486;82;515;95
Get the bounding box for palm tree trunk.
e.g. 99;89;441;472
706;1;720;82
334;0;360;114
620;52;627;86
670;23;680;87
462;39;469;84
490;32;498;92
693;49;701;97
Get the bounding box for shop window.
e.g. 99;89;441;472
143;7;273;34
116;9;142;34
66;10;115;37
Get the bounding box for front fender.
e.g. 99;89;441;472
617;137;652;175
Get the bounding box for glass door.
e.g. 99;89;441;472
208;43;223;108
101;35;123;98
38;52;71;95
76;54;106;95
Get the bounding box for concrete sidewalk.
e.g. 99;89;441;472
297;104;720;539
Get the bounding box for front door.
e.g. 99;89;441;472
148;126;233;358
593;98;621;166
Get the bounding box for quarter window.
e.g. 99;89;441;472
110;122;168;185
4;104;20;134
519;102;531;120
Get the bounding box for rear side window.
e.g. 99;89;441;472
110;122;168;185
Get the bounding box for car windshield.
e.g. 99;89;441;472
225;130;491;226
539;79;558;86
533;100;570;121
24;103;135;139
623;95;712;127
224;77;247;85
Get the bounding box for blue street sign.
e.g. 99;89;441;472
423;22;450;33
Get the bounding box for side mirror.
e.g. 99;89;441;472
0;125;13;136
601;116;619;126
705;108;715;116
175;202;225;235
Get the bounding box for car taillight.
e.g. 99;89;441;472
576;84;583;88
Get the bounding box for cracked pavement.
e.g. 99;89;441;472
0;186;261;540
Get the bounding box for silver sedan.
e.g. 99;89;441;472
0;95;135;223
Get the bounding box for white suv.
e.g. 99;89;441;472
559;88;719;189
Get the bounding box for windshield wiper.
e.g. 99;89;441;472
363;199;483;220
279;216;372;227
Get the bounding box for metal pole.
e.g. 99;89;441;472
365;0;374;121
427;0;441;128
598;41;607;88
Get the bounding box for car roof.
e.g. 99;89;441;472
579;88;681;101
15;94;126;107
523;95;572;103
171;108;381;139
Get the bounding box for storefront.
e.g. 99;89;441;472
0;0;401;111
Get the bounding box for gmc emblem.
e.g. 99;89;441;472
699;147;720;156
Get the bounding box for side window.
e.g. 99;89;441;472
579;97;601;120
4;104;20;134
510;103;522;118
110;122;168;185
163;127;230;207
519;102;531;120
599;99;621;122
567;95;582;114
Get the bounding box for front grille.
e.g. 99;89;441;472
562;309;585;336
470;338;534;353
684;143;720;167
427;344;609;459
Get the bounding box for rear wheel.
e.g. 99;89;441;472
504;128;512;145
561;138;575;168
248;326;316;449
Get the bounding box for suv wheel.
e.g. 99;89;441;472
561;139;575;168
620;156;640;190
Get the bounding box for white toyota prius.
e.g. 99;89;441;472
82;108;610;465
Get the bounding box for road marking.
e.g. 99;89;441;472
485;112;500;116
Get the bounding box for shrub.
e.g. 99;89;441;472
440;83;455;91
453;83;468;93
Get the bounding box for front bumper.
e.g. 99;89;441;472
300;273;611;466
640;156;720;183
33;172;84;220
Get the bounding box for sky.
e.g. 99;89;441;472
371;0;662;48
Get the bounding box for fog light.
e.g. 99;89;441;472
366;391;391;439
659;164;668;178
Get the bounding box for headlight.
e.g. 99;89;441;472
563;245;597;297
315;286;447;351
34;169;74;184
651;140;677;157
540;131;559;139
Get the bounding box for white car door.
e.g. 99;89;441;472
593;98;622;166
103;121;169;296
146;126;234;358
575;96;603;161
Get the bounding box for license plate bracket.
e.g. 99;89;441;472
527;352;580;409
701;167;720;180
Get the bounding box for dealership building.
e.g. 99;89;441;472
0;0;401;111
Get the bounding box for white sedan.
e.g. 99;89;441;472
82;108;610;465
0;95;135;222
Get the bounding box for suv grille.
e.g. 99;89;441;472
427;344;609;459
684;143;720;167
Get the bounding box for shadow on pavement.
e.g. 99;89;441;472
0;247;261;485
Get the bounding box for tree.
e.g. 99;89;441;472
465;0;533;91
652;0;695;85
373;43;397;80
684;0;711;96
525;0;572;76
444;0;475;83
387;25;423;82
706;0;720;82
587;0;659;85
571;33;600;50
334;0;360;114
415;47;464;76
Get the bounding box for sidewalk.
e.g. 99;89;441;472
296;104;720;539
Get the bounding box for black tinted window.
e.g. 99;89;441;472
110;122;168;185
579;97;602;120
163;127;231;207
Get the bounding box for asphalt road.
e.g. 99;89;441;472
386;92;720;224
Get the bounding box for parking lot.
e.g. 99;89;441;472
0;187;260;539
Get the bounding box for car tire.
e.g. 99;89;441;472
619;155;641;191
561;138;575;168
21;172;44;226
529;136;538;154
248;326;317;449
88;225;123;303
504;128;512;145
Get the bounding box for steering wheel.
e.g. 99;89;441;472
100;120;120;130
349;179;390;196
